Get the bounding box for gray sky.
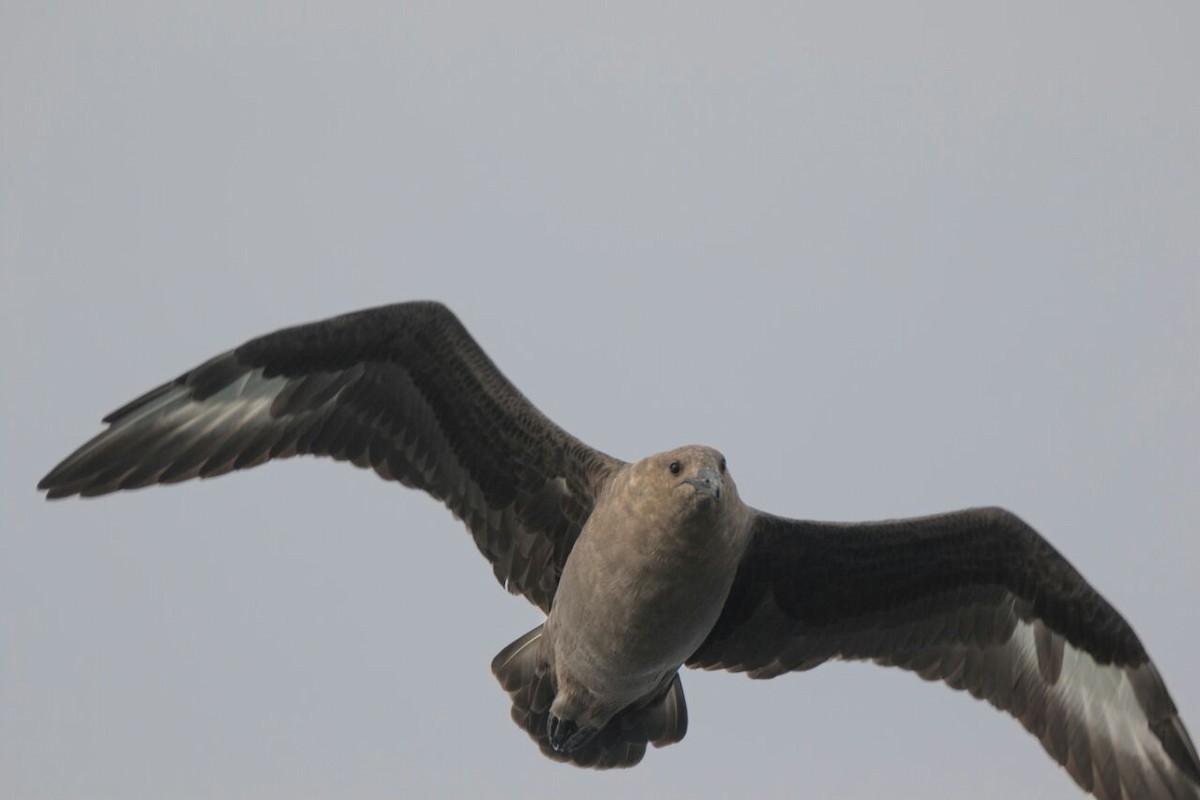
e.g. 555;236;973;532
2;2;1197;798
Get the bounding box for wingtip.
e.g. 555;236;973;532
38;472;76;500
1152;714;1200;788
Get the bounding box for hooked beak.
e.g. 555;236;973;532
684;466;723;500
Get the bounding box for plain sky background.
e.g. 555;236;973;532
2;2;1197;799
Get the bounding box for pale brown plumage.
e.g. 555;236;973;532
39;301;1200;799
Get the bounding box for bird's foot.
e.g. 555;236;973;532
546;713;598;753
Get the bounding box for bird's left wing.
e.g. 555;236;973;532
39;302;624;612
688;507;1200;800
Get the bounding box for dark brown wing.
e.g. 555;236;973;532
38;301;623;612
689;507;1200;800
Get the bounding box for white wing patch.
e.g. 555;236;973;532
889;617;1199;800
1005;620;1196;799
45;369;307;496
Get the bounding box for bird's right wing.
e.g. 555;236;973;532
689;507;1200;800
39;302;624;612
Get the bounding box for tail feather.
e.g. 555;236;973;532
491;625;689;769
641;674;688;747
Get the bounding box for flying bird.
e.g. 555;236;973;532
39;301;1199;799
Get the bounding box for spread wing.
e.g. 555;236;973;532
689;507;1200;800
38;301;623;612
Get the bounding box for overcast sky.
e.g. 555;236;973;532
3;2;1197;799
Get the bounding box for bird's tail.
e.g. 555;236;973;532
490;625;688;769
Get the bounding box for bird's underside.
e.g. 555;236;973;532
39;301;1200;800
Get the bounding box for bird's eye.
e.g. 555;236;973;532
669;461;681;475
719;458;726;474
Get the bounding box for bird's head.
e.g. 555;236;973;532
633;445;736;520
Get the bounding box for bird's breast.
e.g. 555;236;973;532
547;499;748;698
